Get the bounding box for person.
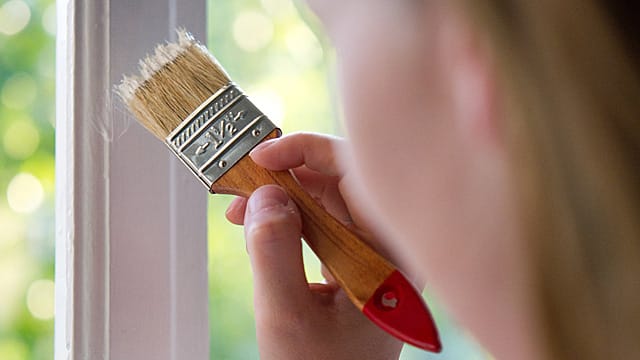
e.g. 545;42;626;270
225;1;640;359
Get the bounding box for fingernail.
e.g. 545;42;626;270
249;139;277;157
247;186;289;214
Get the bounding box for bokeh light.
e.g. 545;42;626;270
26;279;55;320
0;208;25;250
0;338;29;360
3;117;41;159
260;0;295;17
41;3;56;36
232;10;274;52
285;23;323;67
0;250;36;328
6;172;44;214
0;0;31;36
1;73;38;109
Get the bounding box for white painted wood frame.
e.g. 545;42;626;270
55;0;209;359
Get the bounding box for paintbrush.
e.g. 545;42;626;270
116;29;441;352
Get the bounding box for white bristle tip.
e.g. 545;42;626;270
116;28;198;102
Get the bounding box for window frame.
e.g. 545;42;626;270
54;0;210;358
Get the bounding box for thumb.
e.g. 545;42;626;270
244;185;310;312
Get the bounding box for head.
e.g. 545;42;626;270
306;0;640;359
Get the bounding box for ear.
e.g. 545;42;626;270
438;7;501;146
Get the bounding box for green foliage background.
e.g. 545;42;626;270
0;0;55;358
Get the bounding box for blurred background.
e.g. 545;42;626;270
0;0;56;358
0;0;486;358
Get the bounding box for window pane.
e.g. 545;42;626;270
207;1;487;359
0;0;56;359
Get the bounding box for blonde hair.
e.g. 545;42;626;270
461;1;640;358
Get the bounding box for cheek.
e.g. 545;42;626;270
335;13;442;215
333;7;467;275
337;12;433;164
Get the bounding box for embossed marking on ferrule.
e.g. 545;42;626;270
165;83;279;191
168;84;242;150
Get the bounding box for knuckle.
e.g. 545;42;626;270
246;211;300;247
248;216;283;241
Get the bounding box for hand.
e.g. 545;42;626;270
225;133;404;360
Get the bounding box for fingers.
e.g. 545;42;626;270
250;132;345;177
244;185;311;312
225;196;247;225
292;167;352;223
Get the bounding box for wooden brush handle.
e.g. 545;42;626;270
211;130;395;309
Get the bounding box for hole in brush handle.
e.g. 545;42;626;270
363;270;442;353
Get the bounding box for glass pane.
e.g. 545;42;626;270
207;1;487;359
0;0;56;359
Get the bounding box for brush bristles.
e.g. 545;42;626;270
117;29;231;139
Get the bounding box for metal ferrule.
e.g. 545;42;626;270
165;83;279;192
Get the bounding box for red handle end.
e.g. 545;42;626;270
362;270;442;353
